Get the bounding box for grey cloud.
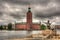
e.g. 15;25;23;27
1;0;30;5
0;0;51;6
0;12;3;17
10;13;25;20
55;0;60;3
0;0;60;24
35;13;52;18
32;0;51;6
35;11;60;19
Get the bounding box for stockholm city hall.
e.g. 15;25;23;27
15;6;40;30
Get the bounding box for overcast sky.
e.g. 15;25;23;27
0;0;60;25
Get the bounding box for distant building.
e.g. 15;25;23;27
15;6;40;30
55;25;60;29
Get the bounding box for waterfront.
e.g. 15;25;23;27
0;30;30;40
0;29;60;40
0;30;43;40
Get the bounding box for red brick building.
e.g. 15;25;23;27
15;7;40;30
55;25;60;29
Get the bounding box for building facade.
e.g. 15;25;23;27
15;7;40;30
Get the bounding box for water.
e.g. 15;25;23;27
0;29;60;40
0;30;31;40
0;30;42;40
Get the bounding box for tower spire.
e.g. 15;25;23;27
28;4;31;12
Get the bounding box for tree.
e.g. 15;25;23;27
0;25;3;30
41;24;46;30
8;23;12;30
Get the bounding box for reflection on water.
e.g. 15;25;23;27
0;30;32;40
0;29;60;40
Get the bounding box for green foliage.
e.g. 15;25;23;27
0;25;3;30
41;24;46;30
8;23;12;30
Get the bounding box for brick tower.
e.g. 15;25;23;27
27;6;32;30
